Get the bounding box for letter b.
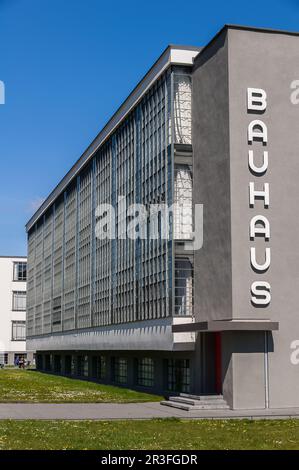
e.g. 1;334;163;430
247;88;267;112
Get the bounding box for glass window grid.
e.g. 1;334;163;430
174;258;194;316
65;355;72;374
113;357;127;384
27;68;193;337
0;353;7;365
12;291;26;311
91;355;106;380
77;355;89;377
173;165;193;241
13;262;27;282
54;355;62;373
173;73;192;145
12;321;26;341
167;358;190;393
137;357;154;387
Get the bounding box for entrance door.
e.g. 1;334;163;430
201;332;222;394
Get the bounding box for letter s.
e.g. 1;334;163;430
251;281;271;306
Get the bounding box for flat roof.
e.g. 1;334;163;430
0;256;27;259
195;23;299;66
226;23;299;36
26;44;200;232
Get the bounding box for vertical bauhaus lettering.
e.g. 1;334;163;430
247;87;271;307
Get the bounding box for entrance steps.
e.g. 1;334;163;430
161;393;230;411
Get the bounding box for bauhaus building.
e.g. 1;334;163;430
26;25;299;409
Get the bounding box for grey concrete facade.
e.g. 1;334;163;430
27;25;299;408
228;27;299;409
192;25;299;408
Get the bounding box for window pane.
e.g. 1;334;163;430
13;262;27;281
77;355;89;377
12;291;26;311
167;359;190;393
12;321;26;341
137;357;154;387
91;356;106;379
113;357;127;384
174;258;193;316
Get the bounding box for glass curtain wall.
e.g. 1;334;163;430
27;66;193;337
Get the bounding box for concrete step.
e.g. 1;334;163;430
161;393;230;411
168;396;228;407
160;400;230;411
179;393;224;401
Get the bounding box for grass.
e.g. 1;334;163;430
0;418;298;449
1;370;297;450
0;369;162;403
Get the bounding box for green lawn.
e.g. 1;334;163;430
0;418;298;449
0;369;162;403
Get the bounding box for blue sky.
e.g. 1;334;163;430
0;0;297;255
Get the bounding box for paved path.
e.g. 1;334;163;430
1;403;299;420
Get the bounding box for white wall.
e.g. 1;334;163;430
0;257;27;362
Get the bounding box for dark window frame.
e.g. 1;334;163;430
12;291;27;312
136;357;154;388
166;358;190;394
11;320;26;341
112;357;128;384
13;262;27;282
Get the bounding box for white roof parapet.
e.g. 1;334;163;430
26;45;200;232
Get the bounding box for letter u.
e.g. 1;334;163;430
250;247;271;272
